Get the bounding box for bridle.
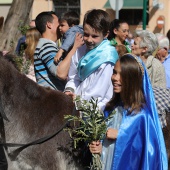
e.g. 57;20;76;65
0;111;70;160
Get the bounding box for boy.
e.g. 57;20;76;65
54;11;83;64
64;9;119;110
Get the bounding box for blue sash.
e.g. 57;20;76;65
77;39;118;81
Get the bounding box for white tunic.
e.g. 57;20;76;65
65;44;114;110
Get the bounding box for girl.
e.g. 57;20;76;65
89;53;168;170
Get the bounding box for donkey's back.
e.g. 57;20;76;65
0;58;81;170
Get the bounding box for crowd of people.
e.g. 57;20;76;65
1;8;170;170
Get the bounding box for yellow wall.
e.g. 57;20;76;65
80;0;170;35
1;0;170;35
80;0;106;23
0;0;54;22
0;5;10;21
0;0;12;3
31;0;54;19
148;0;170;35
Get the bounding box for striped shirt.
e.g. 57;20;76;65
34;38;66;91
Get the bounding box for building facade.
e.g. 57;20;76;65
0;0;170;35
80;0;170;35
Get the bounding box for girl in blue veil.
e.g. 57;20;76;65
89;53;168;170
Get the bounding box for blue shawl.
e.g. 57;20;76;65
77;39;118;81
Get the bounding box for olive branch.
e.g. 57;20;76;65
64;96;115;170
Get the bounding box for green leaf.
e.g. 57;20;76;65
63;96;114;170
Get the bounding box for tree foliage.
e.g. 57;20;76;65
0;0;34;52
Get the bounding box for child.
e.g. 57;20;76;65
115;44;128;57
54;11;83;64
64;9;119;110
89;54;168;170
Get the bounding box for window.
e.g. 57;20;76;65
119;9;149;25
53;0;80;18
104;0;149;26
119;0;149;25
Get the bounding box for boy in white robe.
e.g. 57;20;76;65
64;9;118;110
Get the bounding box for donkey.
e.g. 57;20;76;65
0;57;82;170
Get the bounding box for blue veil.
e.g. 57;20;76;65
111;54;168;170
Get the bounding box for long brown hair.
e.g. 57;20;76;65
25;27;41;63
105;54;145;113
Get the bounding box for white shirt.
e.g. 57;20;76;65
65;45;114;110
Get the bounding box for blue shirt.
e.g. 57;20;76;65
61;25;83;52
15;35;26;55
163;54;170;88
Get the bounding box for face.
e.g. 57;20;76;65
131;37;144;56
114;23;129;42
156;48;167;63
83;24;106;50
51;14;59;38
59;20;70;35
111;60;122;93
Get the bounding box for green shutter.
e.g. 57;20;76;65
123;0;143;9
104;0;111;8
104;0;143;9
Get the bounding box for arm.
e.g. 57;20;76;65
106;128;118;140
64;44;87;94
54;48;64;64
64;48;83;97
56;33;84;80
